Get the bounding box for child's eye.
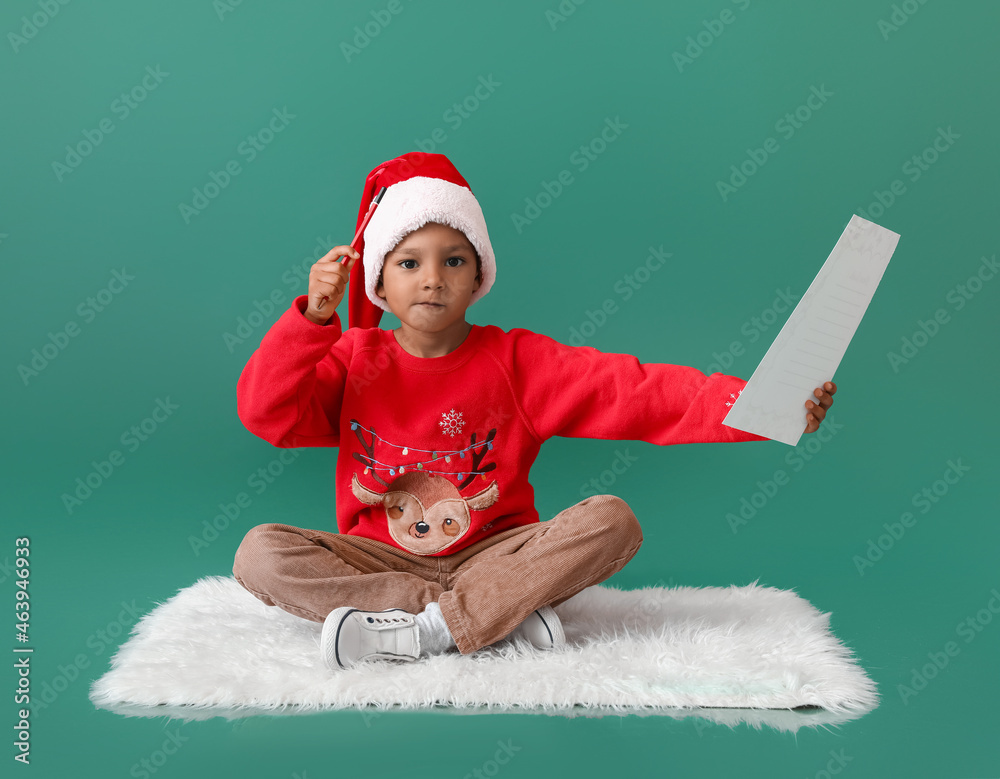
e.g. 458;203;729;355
398;258;465;269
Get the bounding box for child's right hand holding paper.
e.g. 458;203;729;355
304;245;360;326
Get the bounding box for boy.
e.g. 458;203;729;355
233;152;836;671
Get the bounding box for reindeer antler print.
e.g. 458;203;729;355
458;428;497;490
350;418;389;486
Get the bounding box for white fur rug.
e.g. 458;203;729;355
89;576;877;732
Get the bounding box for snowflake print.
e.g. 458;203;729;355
725;390;743;408
438;408;466;438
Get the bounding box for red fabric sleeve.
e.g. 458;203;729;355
510;330;770;446
236;295;350;448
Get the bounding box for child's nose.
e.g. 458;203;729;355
421;267;443;287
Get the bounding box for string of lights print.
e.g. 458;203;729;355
350;419;497;483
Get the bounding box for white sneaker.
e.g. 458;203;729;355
506;605;565;650
321;607;421;670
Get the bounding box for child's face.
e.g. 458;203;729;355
376;221;482;331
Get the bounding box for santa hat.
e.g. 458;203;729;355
347;152;496;330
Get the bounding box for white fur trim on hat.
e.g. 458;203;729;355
362;176;496;313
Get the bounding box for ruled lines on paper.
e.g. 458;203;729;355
723;214;901;446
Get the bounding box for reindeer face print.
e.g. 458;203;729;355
348;419;500;554
352;471;499;555
383;492;470;553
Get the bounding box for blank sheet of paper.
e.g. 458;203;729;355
723;214;901;447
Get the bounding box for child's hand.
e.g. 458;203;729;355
304;244;360;325
803;381;837;434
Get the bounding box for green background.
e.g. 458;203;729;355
4;0;999;776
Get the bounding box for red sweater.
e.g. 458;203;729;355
237;295;769;557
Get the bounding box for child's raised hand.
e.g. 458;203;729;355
304;244;360;325
803;381;837;434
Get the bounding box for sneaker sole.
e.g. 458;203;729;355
536;605;566;648
321;607;359;670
